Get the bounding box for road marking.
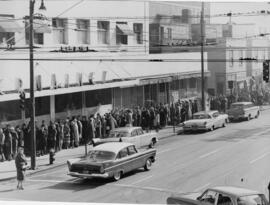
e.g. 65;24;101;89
194;183;211;192
250;151;270;164
27;179;75;184
199;149;220;159
113;183;181;194
131;175;153;185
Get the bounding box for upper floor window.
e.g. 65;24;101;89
229;50;234;67
116;22;133;45
133;23;143;44
97;21;109;44
52;18;68;44
76;19;89;44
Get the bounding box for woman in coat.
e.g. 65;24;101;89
15;147;27;190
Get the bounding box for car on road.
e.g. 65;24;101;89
167;186;269;205
227;102;260;121
67;142;156;181
183;110;229;132
92;126;158;149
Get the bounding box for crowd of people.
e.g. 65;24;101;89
0;98;202;162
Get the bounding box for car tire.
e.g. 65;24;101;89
144;158;152;171
113;171;122;181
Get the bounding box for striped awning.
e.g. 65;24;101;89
116;24;134;35
0;18;22;33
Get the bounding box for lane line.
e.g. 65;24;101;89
250;151;270;164
199;149;220;159
194;183;211;192
113;183;181;194
130;175;153;185
27;179;75;184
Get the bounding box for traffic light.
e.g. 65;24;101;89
19;91;25;110
263;60;270;82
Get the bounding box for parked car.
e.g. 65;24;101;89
92;127;158;149
183;110;229;132
67;142;156;181
167;186;269;205
227;102;260;121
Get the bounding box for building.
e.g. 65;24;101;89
0;1;210;125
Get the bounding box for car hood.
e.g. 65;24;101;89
167;192;201;205
184;119;210;125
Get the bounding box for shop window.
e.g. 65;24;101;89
0;100;21;121
25;96;50;117
189;78;196;88
133;23;143;44
97;21;109;44
52;18;68;44
76;19;89;44
55;92;82;113
0;32;15;45
85;89;112;107
25;31;44;45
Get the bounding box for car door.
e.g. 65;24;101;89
128;130;141;148
127;145;142;169
116;147;133;173
137;128;149;147
213;112;222;127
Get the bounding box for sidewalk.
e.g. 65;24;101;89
0;127;176;182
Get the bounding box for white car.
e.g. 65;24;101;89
183;110;229;132
92;127;158;149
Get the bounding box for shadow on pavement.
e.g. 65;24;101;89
0;188;16;193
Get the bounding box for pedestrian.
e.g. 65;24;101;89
4;124;12;161
76;116;83;145
88;115;96;143
15;147;27;190
40;120;48;155
0;128;5;162
95;113;102;138
71;117;80;147
10;126;18;159
47;121;57;151
63;119;70;149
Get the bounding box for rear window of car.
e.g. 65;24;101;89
231;104;244;109
87;150;116;162
237;194;268;205
109;131;129;138
193;114;211;119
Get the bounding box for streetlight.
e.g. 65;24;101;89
29;0;46;170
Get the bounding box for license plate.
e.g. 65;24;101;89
82;170;89;174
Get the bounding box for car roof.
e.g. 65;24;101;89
112;126;142;133
193;110;218;115
210;186;260;197
92;142;134;153
231;102;252;105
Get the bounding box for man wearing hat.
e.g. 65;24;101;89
15;146;27;190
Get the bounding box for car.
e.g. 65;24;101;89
92;127;158;149
183;110;229;132
227;102;260;121
167;186;269;205
67;142;156;181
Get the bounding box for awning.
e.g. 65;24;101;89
116;24;134;35
0;18;22;33
33;19;51;33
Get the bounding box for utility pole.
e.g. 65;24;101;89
200;1;205;111
29;0;36;170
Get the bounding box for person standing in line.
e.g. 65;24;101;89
71;117;80;148
95;113;102;138
40;120;48;155
0;128;5;162
63;119;70;149
76;116;83;145
10;126;19;159
4;125;12;161
58;120;64;151
15;147;27;190
48;121;57;151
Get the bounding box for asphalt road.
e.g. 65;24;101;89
1;109;270;204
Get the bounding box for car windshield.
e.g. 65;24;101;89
231;104;244;109
87;150;116;162
193;114;211;119
109;131;129;138
237;194;268;205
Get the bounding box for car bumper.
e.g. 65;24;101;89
67;172;109;179
229;115;245;120
183;127;208;131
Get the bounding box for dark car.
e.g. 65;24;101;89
67;142;156;181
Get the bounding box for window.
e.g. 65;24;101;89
199;190;218;205
237;194;268;205
131;130;137;137
212;112;219;118
97;21;109;44
52;18;68;44
127;146;137;155
116;22;128;45
189;78;196;89
0;32;15;45
167;28;172;40
25;31;44;45
217;194;233;205
229;50;234;67
76;19;89;44
117;148;129;159
133;23;143;44
136;128;144;135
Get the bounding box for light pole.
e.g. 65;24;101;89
29;0;46;170
200;1;205;111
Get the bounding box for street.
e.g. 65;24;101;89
0;109;270;204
